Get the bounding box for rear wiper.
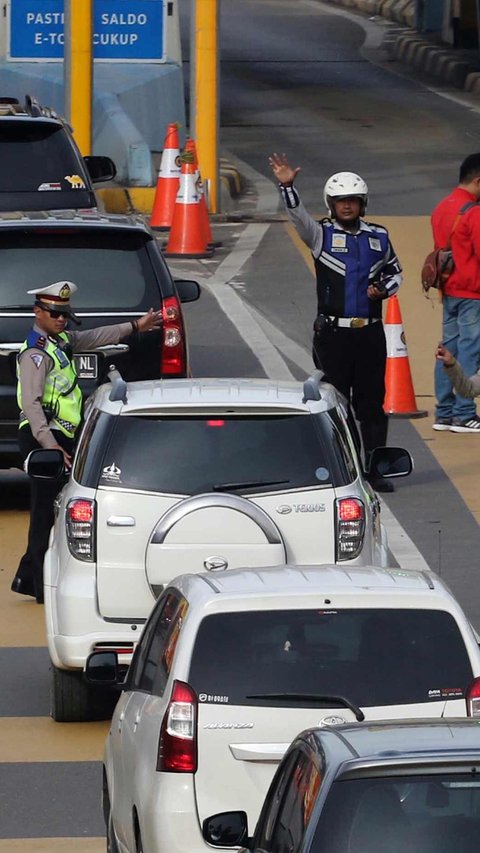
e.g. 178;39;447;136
245;693;365;722
212;479;290;491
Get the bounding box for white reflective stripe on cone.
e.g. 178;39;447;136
385;322;408;359
159;147;181;178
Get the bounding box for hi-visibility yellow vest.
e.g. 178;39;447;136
17;330;83;438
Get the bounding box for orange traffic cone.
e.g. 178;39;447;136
184;138;221;250
384;295;428;418
163;159;214;259
150;123;181;231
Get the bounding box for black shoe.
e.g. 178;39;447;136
369;477;395;494
35;588;44;604
11;576;36;598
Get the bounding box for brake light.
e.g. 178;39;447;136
66;498;96;562
335;497;365;560
466;677;480;717
161;295;186;375
157;680;198;773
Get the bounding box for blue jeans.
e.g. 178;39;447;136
435;296;480;420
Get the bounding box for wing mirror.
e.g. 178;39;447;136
368;446;413;479
85;651;124;687
202;811;250;847
24;448;65;480
174;278;201;303
84;155;117;183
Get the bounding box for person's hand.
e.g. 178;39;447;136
367;284;388;300
436;342;455;366
52;444;72;469
268;152;301;186
137;308;163;333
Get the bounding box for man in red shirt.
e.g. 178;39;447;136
431;153;480;432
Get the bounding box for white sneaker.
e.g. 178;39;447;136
450;415;480;433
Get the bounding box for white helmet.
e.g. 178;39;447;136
323;171;368;216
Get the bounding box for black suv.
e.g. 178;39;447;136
0;95;116;211
0;210;200;467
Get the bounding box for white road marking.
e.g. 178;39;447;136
379;500;431;572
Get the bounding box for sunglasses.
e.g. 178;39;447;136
43;307;69;319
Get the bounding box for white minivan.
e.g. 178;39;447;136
86;564;480;853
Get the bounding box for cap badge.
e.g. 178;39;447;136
59;283;71;299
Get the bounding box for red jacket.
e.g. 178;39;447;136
431;186;480;299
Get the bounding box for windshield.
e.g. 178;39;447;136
0;122;88;192
0;230;160;310
96;411;356;493
311;774;480;853
188;608;473;707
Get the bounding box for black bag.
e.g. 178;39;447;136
422;201;476;295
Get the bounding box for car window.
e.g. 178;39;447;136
310;774;480;853
129;592;188;696
95;412;355;494
255;748;322;852
0;230;160;310
188;608;473;708
73;411;115;487
0;122;88;191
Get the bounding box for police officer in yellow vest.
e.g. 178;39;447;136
12;280;162;603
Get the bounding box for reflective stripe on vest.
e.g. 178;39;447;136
17;331;83;438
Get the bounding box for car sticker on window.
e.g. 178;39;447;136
101;462;121;481
428;687;464;699
198;694;230;704
38;182;61;191
65;174;86;189
315;467;329;481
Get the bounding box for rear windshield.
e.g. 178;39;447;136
94;411;356;492
188;608;473;708
0;122;88;192
0;230;160;310
312;774;480;853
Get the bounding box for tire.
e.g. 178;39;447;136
50;665;117;722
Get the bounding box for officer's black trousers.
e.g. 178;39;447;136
14;426;73;602
312;320;388;462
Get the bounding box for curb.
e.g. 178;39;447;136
97;160;246;215
321;0;480;96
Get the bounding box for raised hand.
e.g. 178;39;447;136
268;152;301;186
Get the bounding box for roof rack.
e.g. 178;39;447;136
302;370;324;403
0;94;62;120
108;366;128;404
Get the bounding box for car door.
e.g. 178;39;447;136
112;591;188;848
251;742;324;853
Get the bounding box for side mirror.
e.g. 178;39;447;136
84;155;117;183
202;811;249;847
85;651;122;685
24;448;65;480
174;279;201;304
369;446;413;479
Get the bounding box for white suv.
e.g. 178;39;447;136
85;564;480;853
28;371;411;721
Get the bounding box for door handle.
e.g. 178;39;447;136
133;711;141;733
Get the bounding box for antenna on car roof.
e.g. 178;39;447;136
108;366;128;403
302;370;324;404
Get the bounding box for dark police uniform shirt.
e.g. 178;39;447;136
281;184;403;318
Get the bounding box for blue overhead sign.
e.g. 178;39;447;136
9;0;165;61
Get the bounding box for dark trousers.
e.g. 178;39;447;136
312;320;388;462
14;427;73;599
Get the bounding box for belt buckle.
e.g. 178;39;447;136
350;317;365;329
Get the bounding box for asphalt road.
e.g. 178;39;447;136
1;0;480;847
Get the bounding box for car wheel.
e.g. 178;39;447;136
50;665;116;722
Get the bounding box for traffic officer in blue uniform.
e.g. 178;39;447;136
269;154;403;492
12;280;162;602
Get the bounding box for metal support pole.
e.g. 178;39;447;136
191;0;219;213
64;0;93;156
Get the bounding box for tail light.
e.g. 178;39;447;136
335;498;365;560
161;296;186;375
66;498;96;561
157;680;198;773
466;677;480;716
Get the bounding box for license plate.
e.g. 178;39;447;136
74;353;98;379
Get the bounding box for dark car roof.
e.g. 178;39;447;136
307;719;480;769
0;209;152;234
